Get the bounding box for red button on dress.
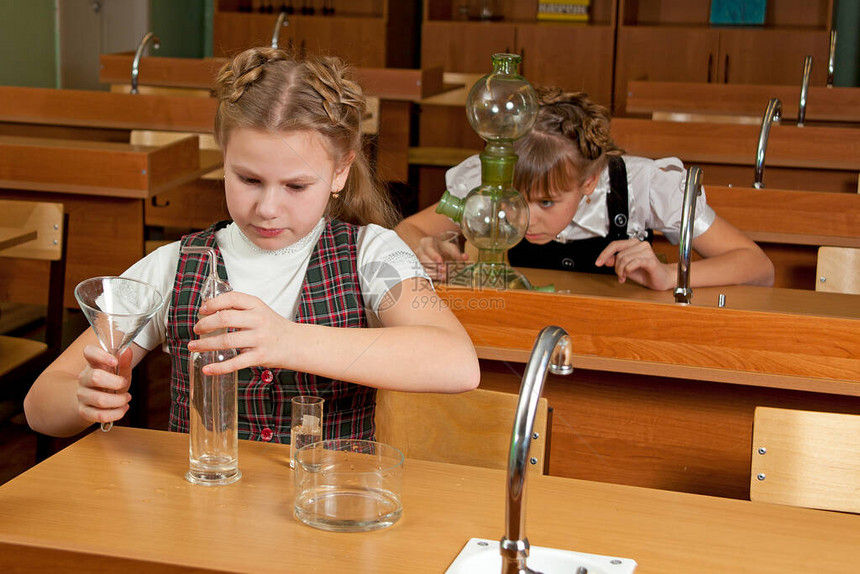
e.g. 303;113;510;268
260;428;273;442
261;369;274;383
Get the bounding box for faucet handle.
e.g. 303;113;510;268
549;335;572;375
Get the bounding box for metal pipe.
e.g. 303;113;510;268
797;56;812;127
753;98;782;189
674;166;703;304
827;30;837;88
501;326;573;574
271;11;289;49
130;32;160;95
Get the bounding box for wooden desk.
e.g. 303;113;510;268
438;272;860;499
611;118;860;194
626;81;860;124
0;427;857;573
0;227;36;251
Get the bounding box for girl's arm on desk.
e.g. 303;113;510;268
188;276;480;393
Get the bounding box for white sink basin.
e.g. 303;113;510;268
446;538;637;574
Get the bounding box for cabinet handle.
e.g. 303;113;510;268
520;48;525;75
707;54;713;83
724;54;729;84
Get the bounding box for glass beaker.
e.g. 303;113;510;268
293;439;404;532
290;395;324;469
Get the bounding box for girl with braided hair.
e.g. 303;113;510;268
25;47;480;443
396;88;774;290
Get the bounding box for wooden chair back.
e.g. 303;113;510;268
815;246;860;295
0;200;67;392
750;407;860;513
375;388;551;477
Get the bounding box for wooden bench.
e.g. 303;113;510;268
611;117;860;194
98;52;449;185
626;80;860;125
0;87;223;307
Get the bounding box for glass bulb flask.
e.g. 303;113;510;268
436;53;538;290
184;246;241;486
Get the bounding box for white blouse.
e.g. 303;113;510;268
123;219;428;352
444;155;717;245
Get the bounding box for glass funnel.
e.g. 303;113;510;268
74;276;164;432
436;53;538;290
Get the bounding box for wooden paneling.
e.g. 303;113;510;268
0;190;143;308
421;21;517;73
439;283;860;386
515;23;615;107
614;27;719;114
0;86;216;133
626;81;860;123
717;29;828;85
145;179;229;229
99;53;227;89
479;360;860;499
0;135;204;199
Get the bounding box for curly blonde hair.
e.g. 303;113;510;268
513;88;623;199
214;47;398;227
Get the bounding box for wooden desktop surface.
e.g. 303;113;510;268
0;427;857;573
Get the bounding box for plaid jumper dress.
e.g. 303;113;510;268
166;219;375;444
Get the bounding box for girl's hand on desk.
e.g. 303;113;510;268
595;238;675;291
189;292;292;375
77;345;133;425
415;234;469;282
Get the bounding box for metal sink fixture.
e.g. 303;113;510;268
447;326;637;574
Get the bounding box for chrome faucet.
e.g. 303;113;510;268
753;98;782;189
827;30;837;88
271;11;289;49
797;56;812;127
501;326;573;574
130;32;160;95
674;166;703;304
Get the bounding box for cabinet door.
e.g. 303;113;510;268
516;24;615;108
213;12;286;57
421;22;516;73
298;17;386;68
614;27;719;115
717;29;830;86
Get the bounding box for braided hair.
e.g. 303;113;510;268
513;87;623;199
214;47;398;228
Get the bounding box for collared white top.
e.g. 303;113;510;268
444;155;717;245
124;219;427;352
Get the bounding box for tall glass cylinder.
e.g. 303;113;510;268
186;346;241;485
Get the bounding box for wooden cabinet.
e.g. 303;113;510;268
212;1;417;68
615;0;835;115
421;0;617;108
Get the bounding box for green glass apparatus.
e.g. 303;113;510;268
436;53;538;290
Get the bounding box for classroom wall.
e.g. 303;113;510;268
834;0;860;87
149;0;209;58
0;1;855;88
0;1;58;87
